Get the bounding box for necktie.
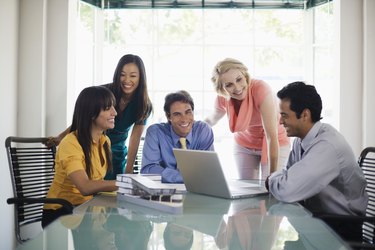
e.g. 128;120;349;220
179;137;187;150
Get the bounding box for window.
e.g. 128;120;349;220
312;2;335;127
76;1;334;135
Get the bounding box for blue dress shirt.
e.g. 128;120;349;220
268;122;368;216
140;121;214;183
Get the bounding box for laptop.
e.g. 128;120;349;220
173;149;269;199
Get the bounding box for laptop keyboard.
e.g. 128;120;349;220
228;180;261;188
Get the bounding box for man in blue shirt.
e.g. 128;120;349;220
266;81;368;242
141;90;214;183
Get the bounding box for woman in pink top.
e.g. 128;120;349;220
205;58;289;179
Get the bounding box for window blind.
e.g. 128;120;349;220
81;0;331;10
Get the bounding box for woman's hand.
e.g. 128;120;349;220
44;127;71;147
44;136;60;147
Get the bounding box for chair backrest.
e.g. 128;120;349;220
133;136;145;174
358;147;375;244
6;136;57;243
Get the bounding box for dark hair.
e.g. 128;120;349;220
108;54;153;123
163;90;194;118
277;81;322;122
70;86;115;178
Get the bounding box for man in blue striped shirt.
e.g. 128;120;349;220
141;90;214;183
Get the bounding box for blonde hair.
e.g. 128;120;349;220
211;58;251;97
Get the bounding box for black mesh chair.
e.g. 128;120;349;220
317;147;375;249
358;147;375;248
6;136;73;244
133;137;145;174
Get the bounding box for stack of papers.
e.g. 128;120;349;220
116;174;186;214
116;174;177;196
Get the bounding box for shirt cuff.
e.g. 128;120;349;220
161;168;183;183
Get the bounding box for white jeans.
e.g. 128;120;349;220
233;143;290;180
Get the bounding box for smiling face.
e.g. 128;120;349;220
279;99;310;139
220;68;249;100
93;105;117;131
167;101;194;137
120;63;140;96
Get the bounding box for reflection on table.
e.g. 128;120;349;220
17;193;350;250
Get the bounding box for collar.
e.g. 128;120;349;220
169;123;194;147
301;121;322;151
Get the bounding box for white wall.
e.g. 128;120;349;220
18;0;76;137
1;0;75;248
0;0;19;249
45;0;77;136
336;0;375;156
363;0;375;149
336;0;363;156
18;0;47;136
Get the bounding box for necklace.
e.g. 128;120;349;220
121;97;128;106
121;94;133;107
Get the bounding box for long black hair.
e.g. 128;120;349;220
108;54;153;123
70;86;115;178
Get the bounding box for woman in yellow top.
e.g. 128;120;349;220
42;86;118;227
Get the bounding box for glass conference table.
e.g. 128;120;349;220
18;193;350;250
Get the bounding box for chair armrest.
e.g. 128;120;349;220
7;197;74;213
317;213;375;223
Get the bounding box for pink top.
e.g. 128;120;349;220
215;79;289;164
